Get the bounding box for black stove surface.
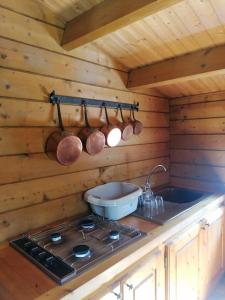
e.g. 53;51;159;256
10;215;146;284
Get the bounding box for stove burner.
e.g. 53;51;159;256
80;219;95;230
50;232;62;244
109;230;120;240
73;245;91;258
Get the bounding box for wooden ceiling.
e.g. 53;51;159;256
39;0;225;98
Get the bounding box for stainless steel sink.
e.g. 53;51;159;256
156;187;205;204
133;187;211;225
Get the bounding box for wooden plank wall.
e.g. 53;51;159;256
170;91;225;193
0;3;169;242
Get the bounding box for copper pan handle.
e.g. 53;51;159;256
83;101;91;128
119;104;125;123
56;101;65;131
103;103;111;126
131;105;137;121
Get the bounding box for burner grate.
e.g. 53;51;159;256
10;215;146;284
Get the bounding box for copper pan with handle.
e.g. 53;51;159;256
46;102;83;165
101;103;121;147
118;105;133;141
79;102;105;155
130;105;143;135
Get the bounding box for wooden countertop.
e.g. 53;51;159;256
0;193;224;300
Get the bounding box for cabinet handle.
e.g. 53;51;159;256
125;283;133;290
200;218;210;230
112;292;121;299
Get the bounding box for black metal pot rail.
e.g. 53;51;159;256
49;90;139;111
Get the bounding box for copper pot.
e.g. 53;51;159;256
46;102;83;165
101;104;121;147
79;102;105;155
130;105;143;135
118;105;133;141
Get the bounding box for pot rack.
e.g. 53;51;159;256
49;90;139;111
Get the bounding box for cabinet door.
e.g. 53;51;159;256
121;249;165;300
199;207;224;299
166;223;201;300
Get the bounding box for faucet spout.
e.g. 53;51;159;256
145;164;167;188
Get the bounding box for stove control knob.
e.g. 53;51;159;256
109;230;120;240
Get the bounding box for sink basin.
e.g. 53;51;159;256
84;182;142;220
155;187;205;203
133;186;211;224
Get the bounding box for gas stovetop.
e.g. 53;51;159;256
10;215;146;284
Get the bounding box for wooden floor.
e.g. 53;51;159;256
206;273;225;300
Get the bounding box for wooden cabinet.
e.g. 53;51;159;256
166;207;225;300
86;205;225;300
86;248;165;300
121;249;164;300
165;223;201;300
199;207;224;299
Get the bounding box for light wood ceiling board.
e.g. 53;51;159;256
38;0;105;23
149;74;225;98
128;45;225;89
171;1;214;49
93;0;225;70
62;0;184;50
188;0;225;46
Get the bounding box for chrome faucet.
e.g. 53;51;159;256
145;164;167;190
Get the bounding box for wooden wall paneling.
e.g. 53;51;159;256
0;157;169;214
0;99;169;128
170;90;225;192
0;6;126;71
0;143;169;184
171;163;225;184
170;177;225;194
0;37;128;90
0;2;170;242
0;172;169;243
0;193;89;243
0;69;168;111
0;127;169;156
171;149;225;167
0;168;100;213
170;100;225;120
171;135;225;151
170;118;225;135
0;0;65;27
170;91;225;106
129;172;170;188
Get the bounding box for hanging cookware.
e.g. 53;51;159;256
101;103;121;147
130;105;143;135
118;104;133;141
46;102;83;165
79;102;105;155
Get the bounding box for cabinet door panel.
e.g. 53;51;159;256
207;211;223;282
122;249;164;300
166;224;200;300
199;208;224;299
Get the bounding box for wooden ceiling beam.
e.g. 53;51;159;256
62;0;183;50
127;45;225;89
